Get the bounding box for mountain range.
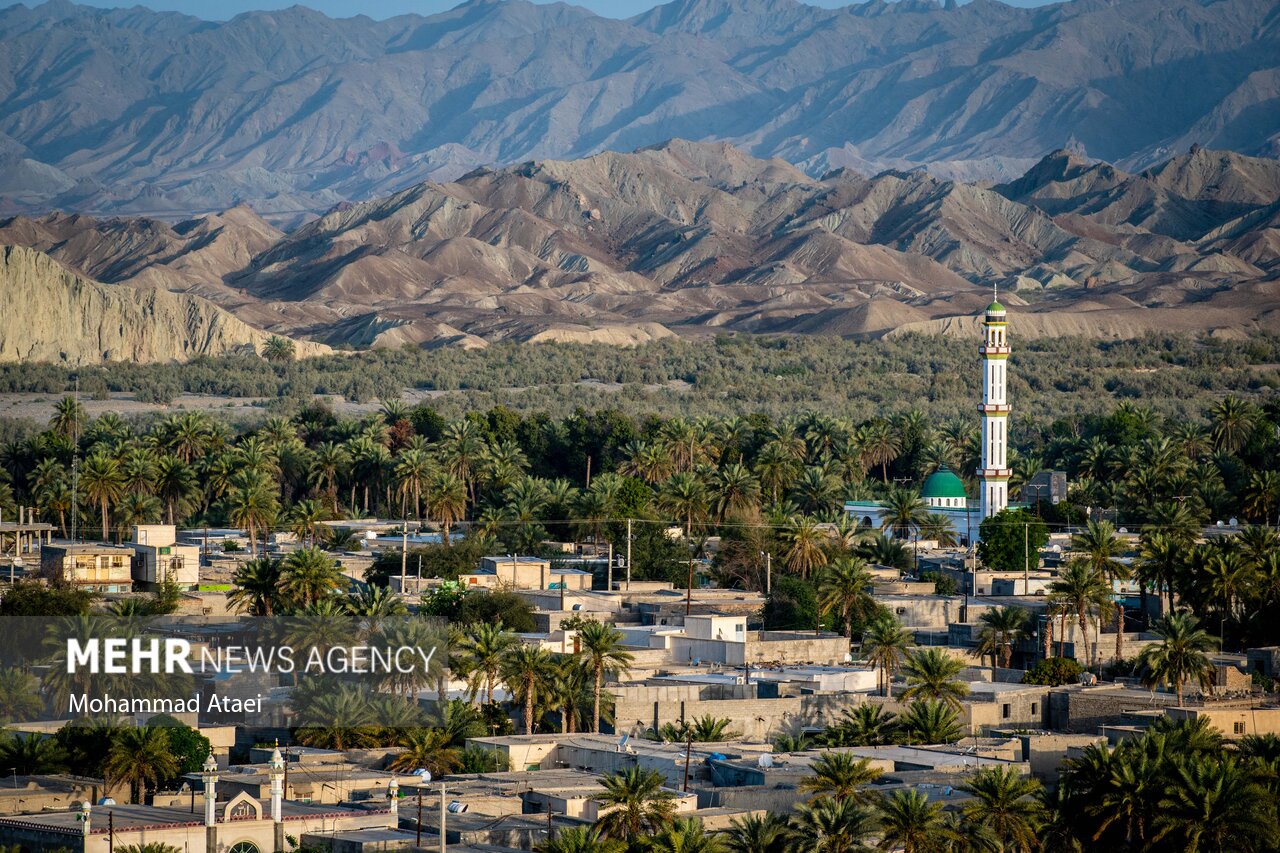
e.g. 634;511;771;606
2;139;1277;356
1;0;1278;218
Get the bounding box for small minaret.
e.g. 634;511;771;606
202;754;219;853
269;746;285;853
978;294;1011;519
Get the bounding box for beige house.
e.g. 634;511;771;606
129;524;201;589
459;556;592;591
40;543;134;593
1164;705;1280;738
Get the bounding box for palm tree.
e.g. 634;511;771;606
279;547;342;607
262;335;296;363
1153;755;1278;852
1136;532;1184;617
659;715;741;743
648;818;726;853
974;606;1028;669
424;471;467;544
860;616;912;698
834;704;897;747
48;395;86;441
594;767;677;839
1137;612;1216;704
724;812;788;853
783;514;828;578
502;644;556;735
577;621;634;734
0;733;68;774
877;789;959;853
536;826;624;853
457;622;516;705
226;472;278;556
286;498;329;547
389;728;459;776
959;766;1044;853
1048;559;1112;665
117;845;182;853
79;451;124;540
713;462;762;520
1072;520;1129;662
1208;396;1259;454
228;557;283;616
293;685;377;750
817;557;876;639
918;513;958;548
880;487;927;541
797;752;883;804
786;796;879;853
310;441;349;512
860;419;901;482
154;455;198;524
438;420;487;505
898;700;963;745
105;727;179;803
900;648;969;709
0;669;44;723
38;479;74;538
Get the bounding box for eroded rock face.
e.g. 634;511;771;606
0;245;327;365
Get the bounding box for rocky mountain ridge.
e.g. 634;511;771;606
2;140;1277;351
0;245;329;364
0;0;1277;218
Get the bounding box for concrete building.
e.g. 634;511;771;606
1164;705;1280;738
459;556;592;591
39;542;134;593
128;524;201;589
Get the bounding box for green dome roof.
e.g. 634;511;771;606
921;466;968;500
986;301;1006;313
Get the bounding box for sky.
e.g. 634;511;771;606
65;0;1059;21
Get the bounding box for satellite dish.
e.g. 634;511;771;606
98;798;116;806
757;754;774;768
447;801;468;814
572;604;583;611
415;769;432;783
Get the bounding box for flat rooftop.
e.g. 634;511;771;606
0;799;375;833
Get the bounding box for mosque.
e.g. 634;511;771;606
843;298;1012;545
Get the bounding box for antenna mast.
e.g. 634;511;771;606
70;377;80;541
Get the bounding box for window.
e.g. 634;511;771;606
1001;704;1011;720
1030;702;1038;716
1234;722;1246;735
230;843;260;853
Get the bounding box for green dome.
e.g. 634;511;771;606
921;466;968;500
986;301;1006;313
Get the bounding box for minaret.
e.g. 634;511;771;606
978;293;1011;519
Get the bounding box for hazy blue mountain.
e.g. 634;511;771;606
0;0;1276;217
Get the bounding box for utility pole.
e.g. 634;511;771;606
108;810;114;853
400;524;408;593
607;540;613;593
439;782;446;853
682;736;693;792
1024;521;1029;591
764;551;771;596
626;518;632;591
415;793;422;848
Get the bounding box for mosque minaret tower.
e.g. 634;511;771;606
978;294;1011;519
